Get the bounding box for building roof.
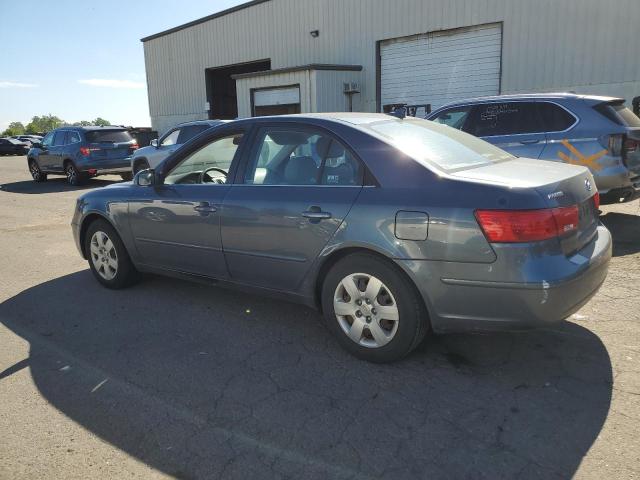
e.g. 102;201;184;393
141;0;271;42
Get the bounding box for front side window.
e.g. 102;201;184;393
164;133;244;185
53;131;67;146
467;102;544;137
244;128;362;186
41;132;54;147
430;106;473;131
367;117;513;172
161;129;180;147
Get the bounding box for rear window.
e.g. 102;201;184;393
85;129;133;143
366;118;514;171
594;102;640;127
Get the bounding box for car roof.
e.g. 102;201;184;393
232;112;394;127
432;92;624;111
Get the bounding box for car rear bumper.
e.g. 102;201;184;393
400;225;612;333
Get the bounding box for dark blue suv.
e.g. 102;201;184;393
28;126;138;185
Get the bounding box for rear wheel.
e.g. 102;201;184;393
85;219;138;289
28;159;47;182
321;253;429;363
65;162;86;186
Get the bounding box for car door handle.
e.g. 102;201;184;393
194;202;217;213
519;139;541;145
302;207;332;220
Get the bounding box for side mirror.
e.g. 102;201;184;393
135;168;156;186
150;138;158;148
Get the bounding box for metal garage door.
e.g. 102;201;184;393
380;23;502;111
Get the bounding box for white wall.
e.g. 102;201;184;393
143;0;640;131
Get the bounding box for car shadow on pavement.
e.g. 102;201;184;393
0;178;119;194
600;211;640;256
0;271;612;479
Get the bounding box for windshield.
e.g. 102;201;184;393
366;118;514;171
85;130;133;143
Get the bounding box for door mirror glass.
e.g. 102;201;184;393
150;138;158;148
135;169;156;186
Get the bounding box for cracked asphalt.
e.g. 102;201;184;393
1;155;639;479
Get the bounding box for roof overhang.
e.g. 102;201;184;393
231;64;363;80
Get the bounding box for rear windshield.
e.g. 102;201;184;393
366;118;514;171
594;102;640;127
85;130;133;143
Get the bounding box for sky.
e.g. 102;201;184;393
0;0;247;131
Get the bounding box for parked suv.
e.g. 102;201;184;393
27;126;138;185
427;93;640;203
131;120;224;174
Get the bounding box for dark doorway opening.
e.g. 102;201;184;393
253;104;301;116
205;59;271;119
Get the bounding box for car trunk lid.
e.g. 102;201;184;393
453;157;599;254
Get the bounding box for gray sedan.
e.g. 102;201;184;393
71;113;611;362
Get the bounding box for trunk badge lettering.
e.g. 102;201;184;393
548;191;564;199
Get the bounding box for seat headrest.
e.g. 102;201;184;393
316;137;345;159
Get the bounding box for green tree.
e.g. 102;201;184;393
93;117;110;126
2;121;26;136
25;115;64;134
73;120;93;126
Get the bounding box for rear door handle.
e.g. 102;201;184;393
302;206;332;220
194;201;217;213
519;139;541;145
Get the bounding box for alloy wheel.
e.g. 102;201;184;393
333;273;400;348
29;162;40;179
90;231;118;281
66;164;77;184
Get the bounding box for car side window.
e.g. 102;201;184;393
68;131;81;144
177;125;209;144
161;129;180;147
244;127;362;186
164;133;244;185
537;102;576;132
53;131;67;146
467;102;545;137
431;106;473;131
41;132;54;147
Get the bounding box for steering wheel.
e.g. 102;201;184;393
200;167;227;184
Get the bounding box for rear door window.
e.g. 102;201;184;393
537;102;576;132
53;131;67;146
68;131;81;144
430;106;473;131
467;102;545;137
85;130;132;143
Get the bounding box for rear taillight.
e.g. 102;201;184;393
608;134;624;156
475;206;578;243
130;142;139;150
593;191;600;210
79;146;99;156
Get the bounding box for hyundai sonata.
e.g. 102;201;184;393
71;113;611;362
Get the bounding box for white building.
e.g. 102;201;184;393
142;0;640;134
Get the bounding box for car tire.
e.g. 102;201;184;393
133;159;150;174
120;172;133;181
321;253;429;363
65;162;86;186
28;159;47;182
85;219;139;289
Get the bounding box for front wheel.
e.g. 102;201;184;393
321;253;429;363
85;219;139;289
120;172;133;181
29;160;47;182
65;162;86;186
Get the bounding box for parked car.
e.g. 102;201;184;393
427;93;640;204
27;126;138;185
15;135;42;145
72;113;610;363
0;138;30;155
130;120;225;174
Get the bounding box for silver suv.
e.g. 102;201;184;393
427;93;640;204
131;120;224;174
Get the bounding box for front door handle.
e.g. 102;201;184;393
302;206;332;220
519;139;541;145
194;201;217;213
